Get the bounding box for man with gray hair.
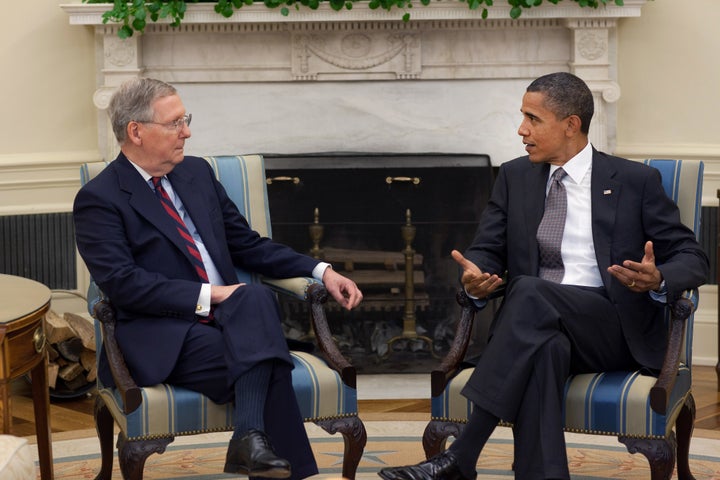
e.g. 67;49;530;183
378;72;708;480
74;77;363;479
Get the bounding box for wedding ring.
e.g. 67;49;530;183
627;280;636;288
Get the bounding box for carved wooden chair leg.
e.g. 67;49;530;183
619;435;676;480
93;397;115;480
422;421;463;459
315;416;367;479
676;394;697;480
117;434;174;480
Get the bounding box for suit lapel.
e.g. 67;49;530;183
168;168;222;259
116;155;199;267
590;151;620;288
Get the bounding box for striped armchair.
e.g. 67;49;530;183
423;159;703;480
80;155;367;480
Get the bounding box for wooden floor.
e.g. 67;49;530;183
4;365;719;440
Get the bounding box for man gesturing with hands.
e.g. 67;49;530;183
378;72;707;480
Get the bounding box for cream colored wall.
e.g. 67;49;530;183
1;1;718;364
0;0;99;215
617;0;720;185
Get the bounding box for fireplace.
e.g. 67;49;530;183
264;152;495;372
62;0;648;371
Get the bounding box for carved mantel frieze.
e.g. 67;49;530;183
62;1;646;163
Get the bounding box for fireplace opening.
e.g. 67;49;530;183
264;152;496;373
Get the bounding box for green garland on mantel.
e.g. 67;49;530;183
84;0;625;38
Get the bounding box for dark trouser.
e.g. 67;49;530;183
165;284;318;480
460;276;638;480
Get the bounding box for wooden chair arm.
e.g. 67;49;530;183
262;276;356;388
649;293;696;415
306;283;357;389
92;301;142;414
431;290;478;397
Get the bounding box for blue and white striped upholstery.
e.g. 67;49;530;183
96;349;355;439
83;155;359;440
430;159;703;439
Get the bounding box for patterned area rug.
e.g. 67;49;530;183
36;421;720;479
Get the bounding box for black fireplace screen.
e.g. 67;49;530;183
264;152;496;373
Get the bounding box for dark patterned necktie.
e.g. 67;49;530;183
152;177;209;284
537;168;567;283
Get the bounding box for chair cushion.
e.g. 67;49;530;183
431;365;691;438
98;351;358;440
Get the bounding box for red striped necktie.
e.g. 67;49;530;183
151;177;209;284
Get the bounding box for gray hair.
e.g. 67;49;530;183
107;78;177;144
526;72;594;135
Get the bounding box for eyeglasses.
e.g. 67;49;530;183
138;113;192;132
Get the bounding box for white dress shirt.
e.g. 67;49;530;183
548;142;603;287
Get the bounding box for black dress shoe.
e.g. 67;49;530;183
378;451;476;480
224;429;291;478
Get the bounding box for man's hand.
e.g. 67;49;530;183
607;241;663;292
451;249;503;299
210;284;245;304
322;267;363;310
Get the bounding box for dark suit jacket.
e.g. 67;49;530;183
73;153;320;387
464;149;708;370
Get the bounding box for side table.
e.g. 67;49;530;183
0;274;53;479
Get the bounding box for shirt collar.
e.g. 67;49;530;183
126;157;160;185
549;142;592;184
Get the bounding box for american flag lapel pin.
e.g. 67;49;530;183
603;189;612;195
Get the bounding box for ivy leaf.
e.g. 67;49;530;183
92;0;636;37
118;25;134;39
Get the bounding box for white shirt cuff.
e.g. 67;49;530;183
312;262;332;282
196;283;212;316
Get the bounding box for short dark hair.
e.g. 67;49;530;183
526;72;594;135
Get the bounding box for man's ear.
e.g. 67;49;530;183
127;121;143;146
565;114;582;136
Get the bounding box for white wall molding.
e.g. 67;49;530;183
0;150;101;215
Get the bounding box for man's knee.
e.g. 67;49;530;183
506;275;552;294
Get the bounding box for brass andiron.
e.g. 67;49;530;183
309;207;324;259
383;209;436;358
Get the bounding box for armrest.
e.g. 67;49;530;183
92;301;143;414
649;289;697;415
263;276;356;389
430;289;479;397
261;276;318;302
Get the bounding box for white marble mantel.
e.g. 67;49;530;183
62;1;647;164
